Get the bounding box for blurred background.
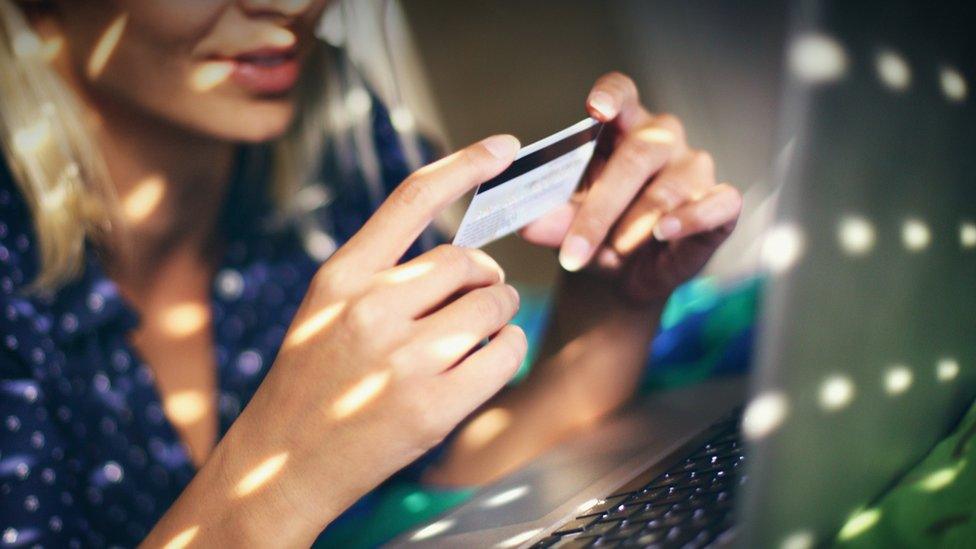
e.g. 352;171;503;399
383;0;790;287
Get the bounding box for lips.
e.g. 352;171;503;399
218;47;300;96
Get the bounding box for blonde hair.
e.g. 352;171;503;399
0;0;431;292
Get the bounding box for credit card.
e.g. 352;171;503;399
452;118;603;249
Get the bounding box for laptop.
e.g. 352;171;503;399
390;1;976;547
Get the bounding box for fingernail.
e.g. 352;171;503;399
588;91;615;119
559;235;592;272
506;284;520;307
481;135;520;159
653;216;681;241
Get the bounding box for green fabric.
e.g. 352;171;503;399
833;400;976;548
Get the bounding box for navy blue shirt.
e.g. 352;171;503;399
0;100;434;547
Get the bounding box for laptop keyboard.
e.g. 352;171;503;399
531;409;745;548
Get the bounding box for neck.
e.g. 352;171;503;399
91;95;236;283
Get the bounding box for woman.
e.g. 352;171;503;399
0;0;742;547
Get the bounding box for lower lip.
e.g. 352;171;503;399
230;57;300;95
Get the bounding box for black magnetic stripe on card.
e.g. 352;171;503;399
475;123;603;195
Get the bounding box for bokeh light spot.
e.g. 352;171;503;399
918;463;964;491
284;302;346;349
939;66;968;103
457;407;512;451
818;375;856;411
959;222;976;249
837;216;876;256
789;33;848;83
743;391;790;440
13;118;51;156
884;365;913;395
936;358;960;383
163;390;209;427
875;50;912;91
901;219;931;252
779;529;815;549
761;224;805;274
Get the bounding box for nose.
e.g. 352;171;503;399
238;0;316;19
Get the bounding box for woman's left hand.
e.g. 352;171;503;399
520;72;742;304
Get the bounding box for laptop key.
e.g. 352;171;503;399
554;515;602;535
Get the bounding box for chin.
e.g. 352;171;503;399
221;101;297;143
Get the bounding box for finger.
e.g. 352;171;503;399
518;202;578;248
558;116;687;271
334;135;520;272
369;245;505;318
650;183;742;242
406;284;520;374
586;71;649;130
435;324;527;420
609;150;716;255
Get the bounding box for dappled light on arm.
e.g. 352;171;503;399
235;452;289;498
381;261;435;285
12;118;50;156
86;13;128;79
332;371;392;419
161;525;199;549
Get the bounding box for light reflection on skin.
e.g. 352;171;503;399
121;175;166;223
235;452;289;497
160;302;209;338
615;210;661;253
188;61;235;92
162;525;199;549
163;390;209;427
283;302;346;349
455;407;512;451
332;371;392;419
381;262;435;285
634;126;676;145
86;13;129;79
431;334;481;362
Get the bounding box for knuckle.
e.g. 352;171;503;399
654;113;686;140
467;249;503;282
345;296;382;332
393;175;432;208
645;182;683;212
312;266;348;297
473;288;505;320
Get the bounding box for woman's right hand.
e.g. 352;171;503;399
160;134;527;546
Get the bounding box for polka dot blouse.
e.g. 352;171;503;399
0;100;437;547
